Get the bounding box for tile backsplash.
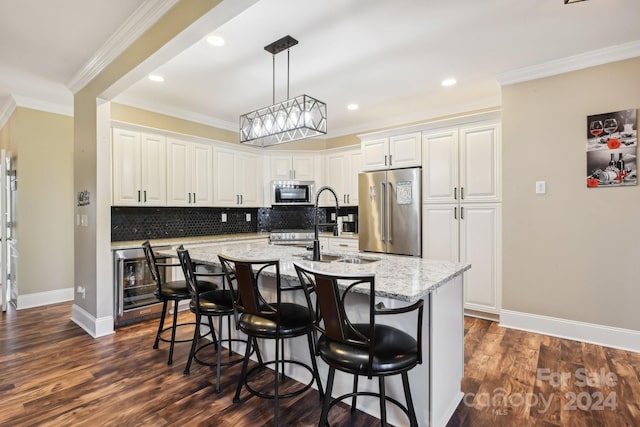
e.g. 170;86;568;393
111;205;358;241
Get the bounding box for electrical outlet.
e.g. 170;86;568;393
535;181;546;194
221;213;227;222
76;285;85;299
331;212;336;221
245;213;251;222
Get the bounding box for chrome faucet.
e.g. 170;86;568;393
312;186;340;261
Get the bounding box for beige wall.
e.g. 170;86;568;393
12;108;74;296
502;57;640;331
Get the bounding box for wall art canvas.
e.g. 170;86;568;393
586;109;637;188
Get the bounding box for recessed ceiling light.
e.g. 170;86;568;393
148;74;164;82
441;78;457;87
347;103;359;111
206;35;225;47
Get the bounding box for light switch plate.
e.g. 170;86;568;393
81;214;88;226
221;213;227;222
245;213;251;222
536;181;546;194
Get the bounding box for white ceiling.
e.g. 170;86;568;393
2;0;640;138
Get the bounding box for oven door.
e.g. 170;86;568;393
113;246;171;327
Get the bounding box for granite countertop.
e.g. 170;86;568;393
111;232;270;250
158;241;470;303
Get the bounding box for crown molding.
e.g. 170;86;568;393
12;95;73;117
68;0;180;94
497;40;640;86
0;96;17;129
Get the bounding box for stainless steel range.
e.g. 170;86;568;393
269;229;315;247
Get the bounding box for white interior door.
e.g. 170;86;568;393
1;150;8;312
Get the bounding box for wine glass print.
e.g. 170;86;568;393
603;118;618;139
589;120;603;142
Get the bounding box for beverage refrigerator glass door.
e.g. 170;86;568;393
113;246;171;327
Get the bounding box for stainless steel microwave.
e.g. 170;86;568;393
271;180;315;205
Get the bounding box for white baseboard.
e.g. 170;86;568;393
16;287;74;309
71;304;114;338
500;309;640;353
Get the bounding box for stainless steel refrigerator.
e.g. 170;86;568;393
358;167;422;256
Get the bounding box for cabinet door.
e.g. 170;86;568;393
422;128;459;204
291;154;316;181
389;132;421;168
459;204;500;314
459;122;500;202
237;151;262;206
361;137;389;171
422;205;459;262
140;133;166;206
346;149;363;206
166;138;191;206
324;152;347;206
191;142;213;206
213;147;238;206
112;128;142;206
270;155;293;180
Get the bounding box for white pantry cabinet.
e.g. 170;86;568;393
322;147;362;206
166;138;213;206
423;121;500;204
213;146;262;207
269;152;317;181
112;128;166;206
423;203;501;317
361;132;421;171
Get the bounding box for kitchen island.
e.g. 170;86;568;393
159;241;470;427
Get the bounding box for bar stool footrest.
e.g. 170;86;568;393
326;391;412;425
157;321;198;344
244;359;315;400
193;338;250;368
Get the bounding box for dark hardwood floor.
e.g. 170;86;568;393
1;302;639;426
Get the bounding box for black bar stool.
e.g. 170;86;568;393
218;254;324;426
142;241;216;365
294;263;424;427
177;246;249;392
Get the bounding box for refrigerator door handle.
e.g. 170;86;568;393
387;182;392;243
380;182;386;242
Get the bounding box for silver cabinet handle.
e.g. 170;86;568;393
461;206;464;219
240;194;243;204
384;155;387;166
188;193;191;204
454;188;457;200
193;193;196;203
143;190;147;203
454;207;457;220
389;154;392;166
339;243;348;247
461;187;464;200
138;190;141;203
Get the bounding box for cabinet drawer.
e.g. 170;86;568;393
328;238;359;252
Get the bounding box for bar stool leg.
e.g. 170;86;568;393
318;366;335;427
215;315;223;393
351;375;359;414
306;332;324;398
183;312;201;375
379;376;387;426
274;336;280;426
168;300;179;365
402;371;418;427
234;338;253;403
154;300;168;349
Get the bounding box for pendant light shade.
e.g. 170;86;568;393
239;35;327;147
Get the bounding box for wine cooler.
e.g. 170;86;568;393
113;245;172;327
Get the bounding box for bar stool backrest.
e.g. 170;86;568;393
176;246;199;301
142;240;163;294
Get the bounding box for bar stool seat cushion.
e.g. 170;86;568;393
158;279;218;300
239;302;312;337
190;289;235;315
317;324;418;374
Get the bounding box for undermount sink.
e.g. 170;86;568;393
296;254;380;264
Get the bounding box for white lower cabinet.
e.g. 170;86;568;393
423;203;501;316
328;237;358;253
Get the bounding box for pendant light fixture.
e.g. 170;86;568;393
239;35;327;147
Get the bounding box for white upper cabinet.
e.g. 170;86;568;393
213;146;263;207
361;132;421;171
166;138;213;206
269;152;316;181
322;147;361;206
112;128;166;206
423;121;500;204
